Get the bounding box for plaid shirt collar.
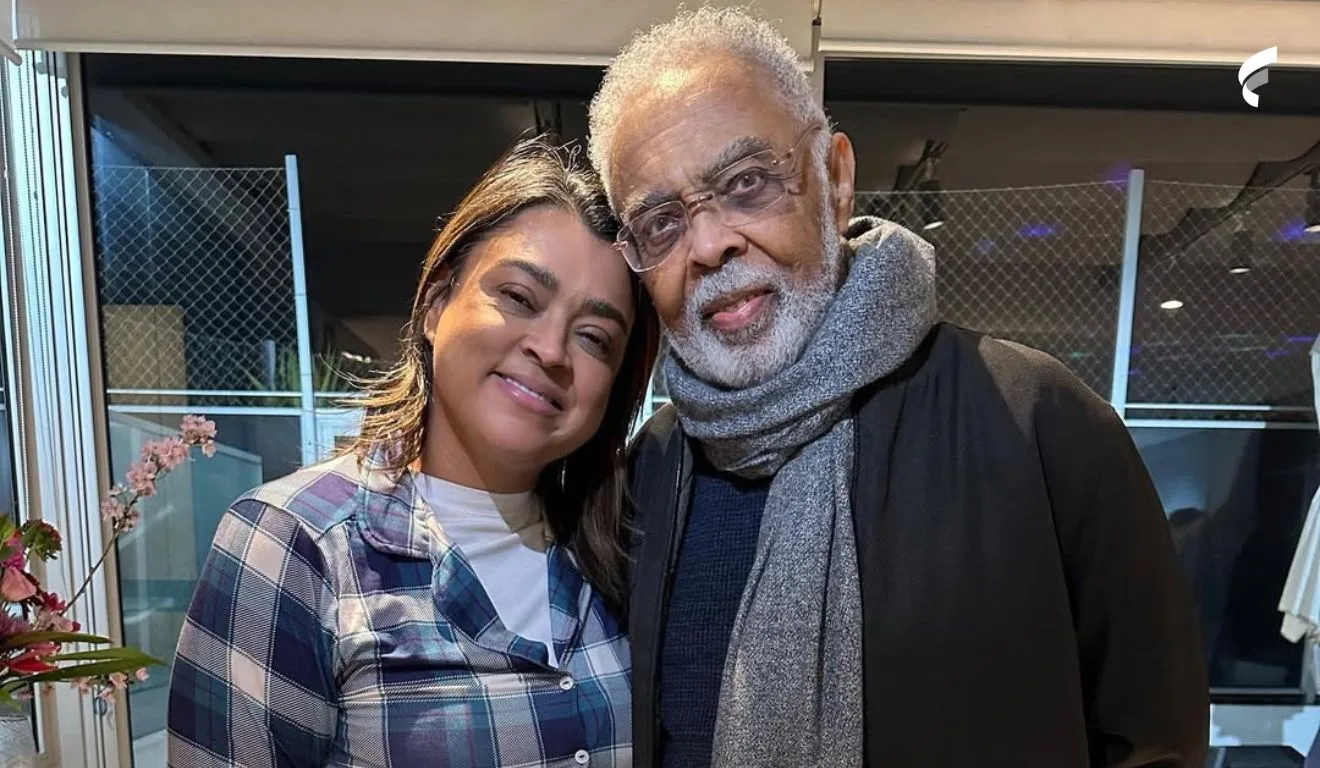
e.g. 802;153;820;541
353;450;585;664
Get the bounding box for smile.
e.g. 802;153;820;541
702;288;777;334
493;373;563;415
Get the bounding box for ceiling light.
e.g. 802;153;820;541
1160;299;1185;311
1228;227;1252;274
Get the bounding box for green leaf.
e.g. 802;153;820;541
50;647;161;666
6;657;160;686
0;631;114;652
20;520;62;561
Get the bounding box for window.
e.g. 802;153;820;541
1132;426;1320;695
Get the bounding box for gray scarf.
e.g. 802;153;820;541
663;218;938;768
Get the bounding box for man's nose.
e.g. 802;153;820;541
686;208;745;270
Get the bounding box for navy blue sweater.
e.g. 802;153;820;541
658;455;771;768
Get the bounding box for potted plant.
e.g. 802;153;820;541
0;415;218;760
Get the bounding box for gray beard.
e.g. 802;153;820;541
666;199;845;389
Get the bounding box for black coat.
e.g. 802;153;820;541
626;323;1209;767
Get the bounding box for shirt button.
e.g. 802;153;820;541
574;749;590;765
559;676;575;691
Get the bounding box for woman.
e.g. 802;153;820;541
167;136;659;767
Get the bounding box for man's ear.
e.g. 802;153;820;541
827;131;857;236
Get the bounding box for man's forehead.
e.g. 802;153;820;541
609;97;788;213
609;57;777;158
613;132;776;215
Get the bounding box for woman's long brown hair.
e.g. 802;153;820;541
347;135;659;614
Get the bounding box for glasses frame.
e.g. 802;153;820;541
614;123;826;273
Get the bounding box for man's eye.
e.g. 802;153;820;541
726;168;769;194
642;214;681;241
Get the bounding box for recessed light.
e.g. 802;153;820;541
1160;299;1184;311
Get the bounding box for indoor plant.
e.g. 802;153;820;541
0;414;217;760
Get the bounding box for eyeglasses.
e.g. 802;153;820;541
614;124;825;273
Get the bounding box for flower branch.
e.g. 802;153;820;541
0;415;218;707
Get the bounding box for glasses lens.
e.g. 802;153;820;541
616;240;646;272
626;201;687;270
712;151;794;225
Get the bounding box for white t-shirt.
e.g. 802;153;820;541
414;473;557;667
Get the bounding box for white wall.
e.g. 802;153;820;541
23;0;1320;69
821;0;1320;67
15;0;813;63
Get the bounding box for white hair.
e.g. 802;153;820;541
665;151;842;387
587;5;829;200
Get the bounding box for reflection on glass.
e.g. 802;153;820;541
650;357;668;400
0;265;32;743
1132;427;1320;693
107;412;300;764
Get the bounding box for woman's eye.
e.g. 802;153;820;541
578;330;613;355
499;287;536;311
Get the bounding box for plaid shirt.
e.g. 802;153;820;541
167;452;632;767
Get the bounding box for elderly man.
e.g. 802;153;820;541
587;7;1208;768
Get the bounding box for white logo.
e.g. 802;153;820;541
1238;47;1278;108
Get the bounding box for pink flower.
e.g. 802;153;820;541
118;507;141;533
102;496;142;533
135;668;149;682
125;463;157;497
40;592;66;613
0;612;32;641
180;415;218;459
152;437;190;472
71;677;94;694
100;498;127;525
1;533;24;570
180;415;217;444
108;672;128;689
32;606;76;633
134;443;161;474
140;438;187;471
1;566;37;602
98;687;115;704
